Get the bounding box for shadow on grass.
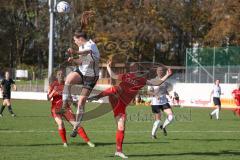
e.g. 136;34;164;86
106;150;240;158
19;115;49;118
72;141;169;147
170;138;240;142
0;141;168;148
0;143;61;147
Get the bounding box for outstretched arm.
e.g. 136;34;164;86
106;60;122;80
146;69;172;86
67;48;90;55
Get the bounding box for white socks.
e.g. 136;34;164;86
152;120;161;136
163;114;174;129
75;106;84;129
211;108;220;119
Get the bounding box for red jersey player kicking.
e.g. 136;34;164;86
48;70;95;147
87;60;172;158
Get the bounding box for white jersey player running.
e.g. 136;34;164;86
60;30;100;137
148;67;174;139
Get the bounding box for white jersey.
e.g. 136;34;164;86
212;84;221;98
78;39;100;77
149;81;170;105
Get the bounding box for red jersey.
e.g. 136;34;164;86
118;73;147;105
48;80;64;107
232;89;240;106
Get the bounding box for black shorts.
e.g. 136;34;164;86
2;93;11;100
213;97;221;106
151;103;171;114
174;97;179;101
73;67;99;90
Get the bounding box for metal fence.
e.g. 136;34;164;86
185;46;240;83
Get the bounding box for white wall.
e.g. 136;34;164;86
173;83;237;108
0;92;47;100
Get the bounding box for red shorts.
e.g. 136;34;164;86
108;89;128;117
107;86;135;118
51;100;75;121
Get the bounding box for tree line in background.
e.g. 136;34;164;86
0;0;239;78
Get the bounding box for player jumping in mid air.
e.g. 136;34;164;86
148;67;174;139
58;11;100;137
0;71;17;117
232;84;240;117
48;70;95;147
88;60;172;158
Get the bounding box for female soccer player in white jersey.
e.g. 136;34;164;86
61;30;100;137
58;11;100;137
210;79;221;120
148;67;174;138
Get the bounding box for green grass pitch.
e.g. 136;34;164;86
0;100;240;160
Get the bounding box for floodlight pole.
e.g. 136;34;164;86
48;0;57;80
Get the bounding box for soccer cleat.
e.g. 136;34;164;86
151;135;157;139
70;128;78;138
87;96;99;102
115;152;128;159
0;114;3;118
63;143;68;147
162;127;167;136
11;114;16;117
87;141;95;147
159;125;163;129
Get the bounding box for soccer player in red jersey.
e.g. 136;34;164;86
48;70;95;147
232;84;240;117
88;60;172;158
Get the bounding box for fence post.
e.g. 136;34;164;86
213;47;215;82
185;48;188;83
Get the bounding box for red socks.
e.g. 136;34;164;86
58;128;67;143
58;127;90;144
116;130;125;152
78;127;90;142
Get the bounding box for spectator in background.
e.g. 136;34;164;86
172;91;180;106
